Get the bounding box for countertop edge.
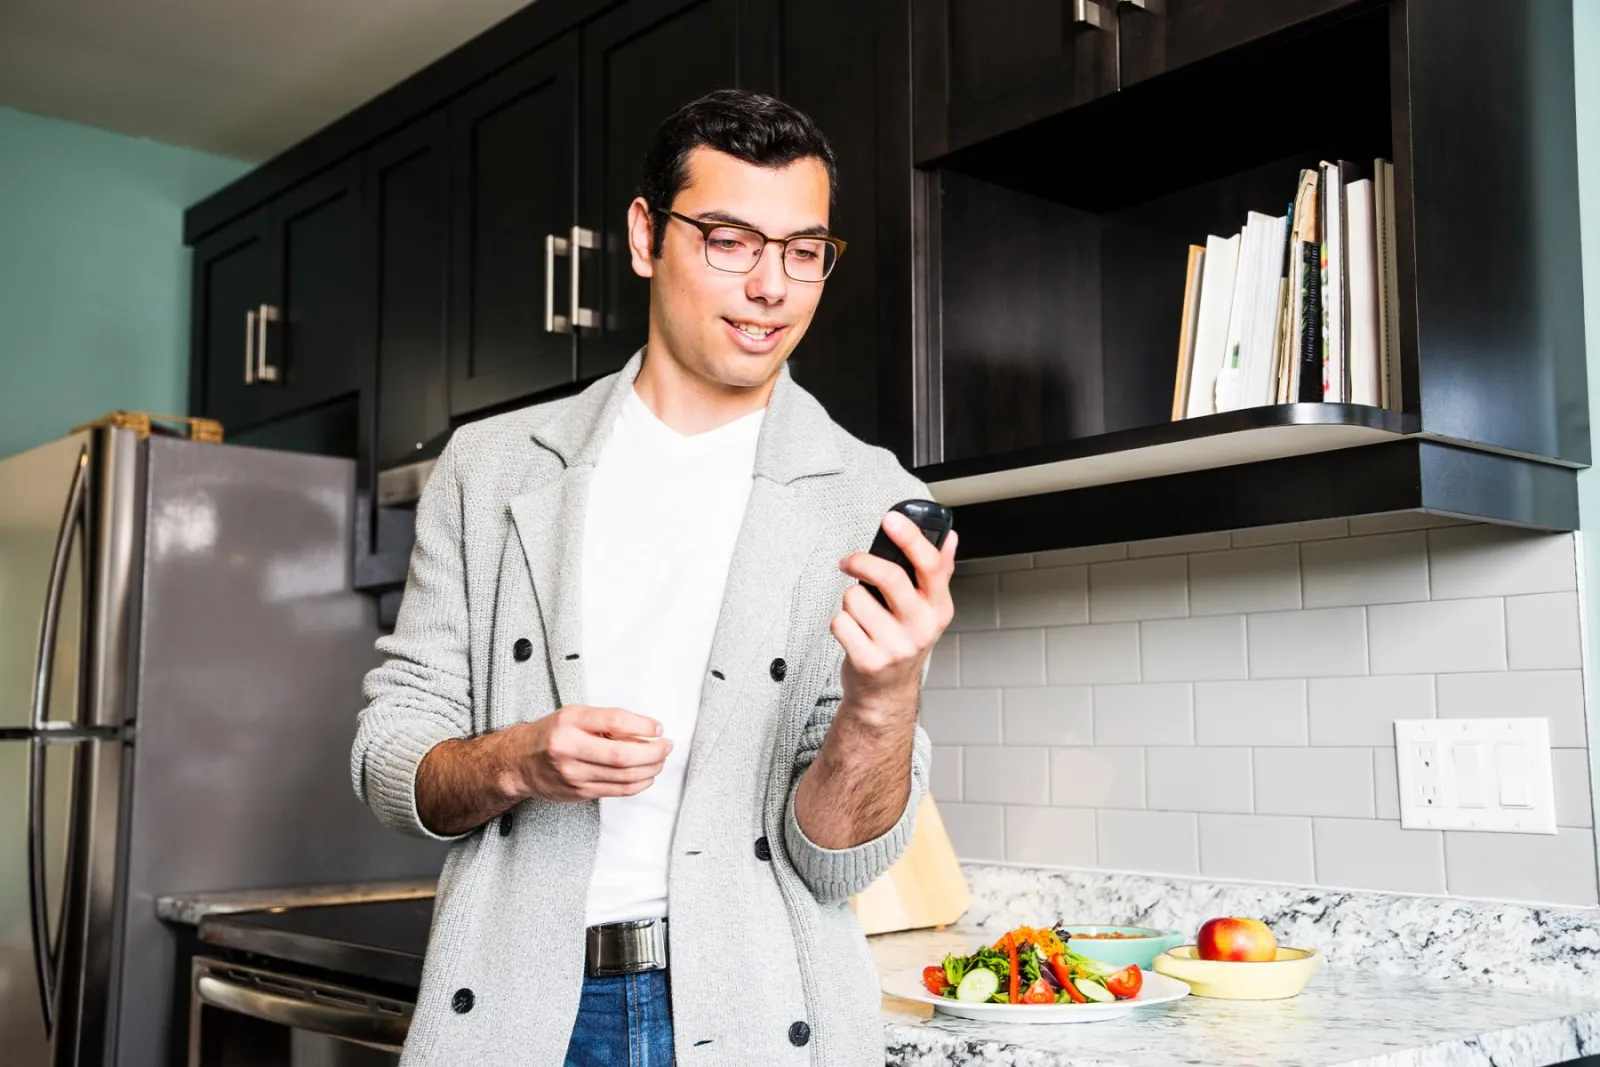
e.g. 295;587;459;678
156;880;437;925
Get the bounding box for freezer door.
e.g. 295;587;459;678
0;735;86;1065
0;433;91;734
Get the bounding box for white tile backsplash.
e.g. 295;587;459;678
1046;622;1141;684
1002;686;1093;746
1093;683;1193;745
939;527;1595;907
1193;679;1308;745
1140;614;1247;681
1505;591;1583;669
1307;675;1435;746
1089;555;1188;622
1146;747;1252;813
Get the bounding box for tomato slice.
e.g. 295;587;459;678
922;965;951;996
1022;978;1055;1005
1105;965;1143;999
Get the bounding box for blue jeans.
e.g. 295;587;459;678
563;969;676;1067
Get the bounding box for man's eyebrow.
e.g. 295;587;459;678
692;209;831;238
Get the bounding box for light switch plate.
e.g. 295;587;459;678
1393;718;1556;834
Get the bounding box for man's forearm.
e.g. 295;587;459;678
415;728;526;836
793;694;917;850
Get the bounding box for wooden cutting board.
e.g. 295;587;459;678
849;794;971;935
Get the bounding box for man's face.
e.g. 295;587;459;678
627;145;832;391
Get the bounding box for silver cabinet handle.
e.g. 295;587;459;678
244;309;257;385
196;974;410;1051
256;304;280;383
545;233;571;333
1072;0;1107;27
569;226;599;330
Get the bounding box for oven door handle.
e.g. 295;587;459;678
195;974;410;1051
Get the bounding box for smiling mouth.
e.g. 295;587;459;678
725;318;783;340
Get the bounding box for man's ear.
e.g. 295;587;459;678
627;197;655;280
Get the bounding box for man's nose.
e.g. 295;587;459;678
744;243;789;303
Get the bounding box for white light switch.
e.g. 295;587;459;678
1394;718;1556;834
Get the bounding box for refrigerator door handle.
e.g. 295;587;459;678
26;736;55;1034
31;444;88;733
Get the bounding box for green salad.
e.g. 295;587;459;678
920;924;1145;1006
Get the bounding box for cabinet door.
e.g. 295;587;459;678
366;112;451;468
577;0;740;382
447;35;580;417
1117;0;1370;86
191;212;272;435
914;0;1119;162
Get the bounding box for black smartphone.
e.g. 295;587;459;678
861;498;955;609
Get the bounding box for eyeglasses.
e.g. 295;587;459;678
653;207;846;282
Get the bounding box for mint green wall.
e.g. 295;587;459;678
0;108;250;459
1573;3;1600;838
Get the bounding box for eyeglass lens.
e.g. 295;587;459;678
703;226;836;281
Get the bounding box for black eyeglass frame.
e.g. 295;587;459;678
652;207;847;282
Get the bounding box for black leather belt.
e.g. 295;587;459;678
585;918;669;977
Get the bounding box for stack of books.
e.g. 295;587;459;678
1170;158;1401;420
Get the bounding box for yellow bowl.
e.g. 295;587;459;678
1152;945;1322;1000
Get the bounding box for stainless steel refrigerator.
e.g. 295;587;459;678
0;426;447;1067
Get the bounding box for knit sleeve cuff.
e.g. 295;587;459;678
358;718;472;843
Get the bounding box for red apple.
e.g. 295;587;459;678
1196;917;1278;962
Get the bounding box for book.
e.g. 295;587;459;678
1171;244;1207;420
1216;215;1264;412
1375;158;1402;410
1346;177;1381;406
1185;232;1241;419
1218;211;1288;412
1282;169;1320;404
1319;161;1344;402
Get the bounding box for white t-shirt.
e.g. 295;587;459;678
580;386;765;927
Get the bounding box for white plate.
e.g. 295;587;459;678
882;967;1191;1023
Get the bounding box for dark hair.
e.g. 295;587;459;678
636;88;838;256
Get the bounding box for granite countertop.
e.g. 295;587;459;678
870;926;1600;1067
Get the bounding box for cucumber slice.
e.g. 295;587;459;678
955;967;1001;1003
1075;978;1115;1004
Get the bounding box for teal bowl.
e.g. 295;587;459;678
1059;925;1186;970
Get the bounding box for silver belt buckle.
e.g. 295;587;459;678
585;918;669;977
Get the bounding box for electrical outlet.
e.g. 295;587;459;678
1393;719;1556;834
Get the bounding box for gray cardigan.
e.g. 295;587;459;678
352;351;933;1066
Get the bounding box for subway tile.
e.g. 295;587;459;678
1348;513;1476;536
1428;526;1576;600
1194;680;1309;746
1302;532;1430;608
1232;518;1349;547
939;803;1005;862
1313;818;1446;893
1089;556;1188;623
926;634;959;688
960;628;1046;687
1047;622;1141;684
999;565;1088;628
1434;670;1587;747
1505;592;1582;670
1147;747;1253;813
1368;598;1505;675
1097;809;1199;874
1093;683;1194;745
1141;615;1247;682
931;745;963;802
1005;806;1097;867
1246;607;1367;678
948;573;998;632
957;553;1034;574
1552;749;1593;828
1374;749;1400;820
1036;543;1127;566
1189;545;1301;616
1051;747;1145;809
1199;814;1315;884
1003;686;1094;746
1255;748;1375;818
1444;828;1599;906
1307;675;1435;746
1128;532;1232;558
963;746;1051;805
919;688;1001;745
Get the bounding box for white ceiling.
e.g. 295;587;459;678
0;0;537;162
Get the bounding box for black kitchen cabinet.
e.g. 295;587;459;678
1116;0;1376;87
447;34;580;418
189;163;363;441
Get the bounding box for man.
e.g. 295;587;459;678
352;88;957;1066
